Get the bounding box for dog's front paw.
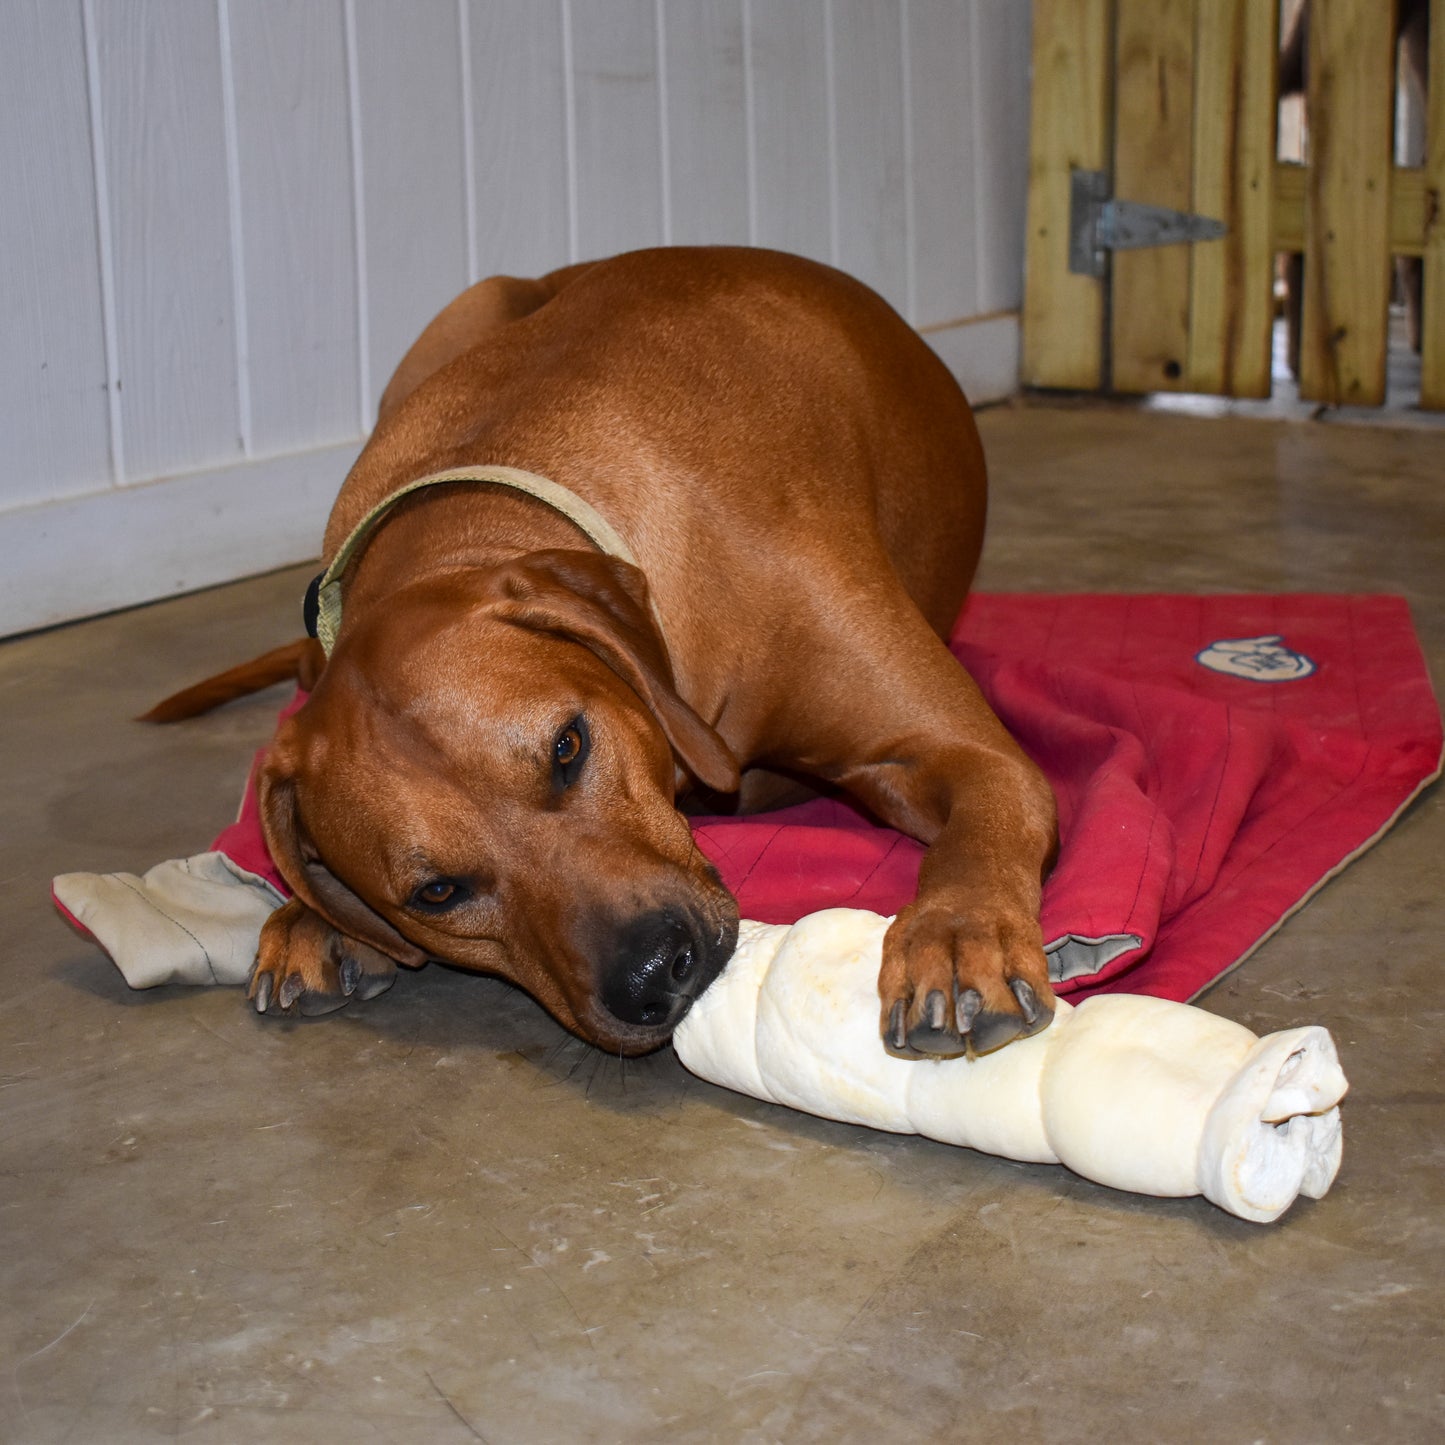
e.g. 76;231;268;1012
248;897;398;1017
878;902;1055;1059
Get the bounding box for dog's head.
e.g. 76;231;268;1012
259;549;740;1053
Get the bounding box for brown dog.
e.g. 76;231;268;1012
169;248;1057;1059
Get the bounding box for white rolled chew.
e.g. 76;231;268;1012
673;910;1347;1223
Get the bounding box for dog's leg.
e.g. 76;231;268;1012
870;749;1057;1060
248;897;398;1016
783;596;1058;1059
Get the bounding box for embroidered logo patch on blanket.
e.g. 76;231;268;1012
1195;634;1317;682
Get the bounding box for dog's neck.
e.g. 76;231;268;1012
307;466;639;655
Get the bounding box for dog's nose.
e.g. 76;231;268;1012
600;914;711;1030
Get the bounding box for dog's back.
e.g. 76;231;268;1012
333;247;986;643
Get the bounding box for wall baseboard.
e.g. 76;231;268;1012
0;441;359;638
922;311;1020;407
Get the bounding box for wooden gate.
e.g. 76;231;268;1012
1022;0;1444;410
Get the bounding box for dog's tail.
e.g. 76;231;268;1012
139;638;323;722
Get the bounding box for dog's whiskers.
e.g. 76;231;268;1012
533;1034;593;1090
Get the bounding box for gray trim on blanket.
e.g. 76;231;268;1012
1045;931;1145;983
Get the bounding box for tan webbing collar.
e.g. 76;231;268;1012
310;465;637;655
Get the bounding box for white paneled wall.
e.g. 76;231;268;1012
227;0;359;457
0;0;1031;637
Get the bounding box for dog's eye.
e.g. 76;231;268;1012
412;879;467;911
553;716;590;788
555;727;583;766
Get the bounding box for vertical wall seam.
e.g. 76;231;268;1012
458;0;479;282
342;0;371;433
900;0;917;326
967;0;986;309
741;0;758;246
216;0;252;457
79;0;125;486
561;0;579;262
824;0;840;266
655;0;672;246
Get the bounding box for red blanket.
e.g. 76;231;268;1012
215;594;1441;1003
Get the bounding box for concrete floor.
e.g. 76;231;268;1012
4;404;1443;1443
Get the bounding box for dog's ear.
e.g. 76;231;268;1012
489;549;740;796
258;718;429;966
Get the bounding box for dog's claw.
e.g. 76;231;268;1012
339;956;360;996
956;987;982;1033
278;973;305;1011
926;989;947;1031
252;971;273;1013
1011;977;1042;1026
888;998;909;1053
901;987;967;1059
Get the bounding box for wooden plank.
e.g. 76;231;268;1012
1273;162;1430;255
1020;0;1112;390
661;0;750;246
1420;0;1445;409
0;0;112;508
1110;0;1197;394
93;0;240;483
352;0;469;425
227;0;357;454
829;0;909;317
469;0;570;276
745;0;831;262
568;0;665;261
1186;0;1276;397
903;0;980;326
1297;0;1395;407
1271;161;1307;248
1388;169;1432;257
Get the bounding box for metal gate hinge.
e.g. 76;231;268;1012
1069;168;1228;278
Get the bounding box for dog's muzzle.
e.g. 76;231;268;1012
599;909;732;1031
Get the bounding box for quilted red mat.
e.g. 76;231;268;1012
214;594;1441;1003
